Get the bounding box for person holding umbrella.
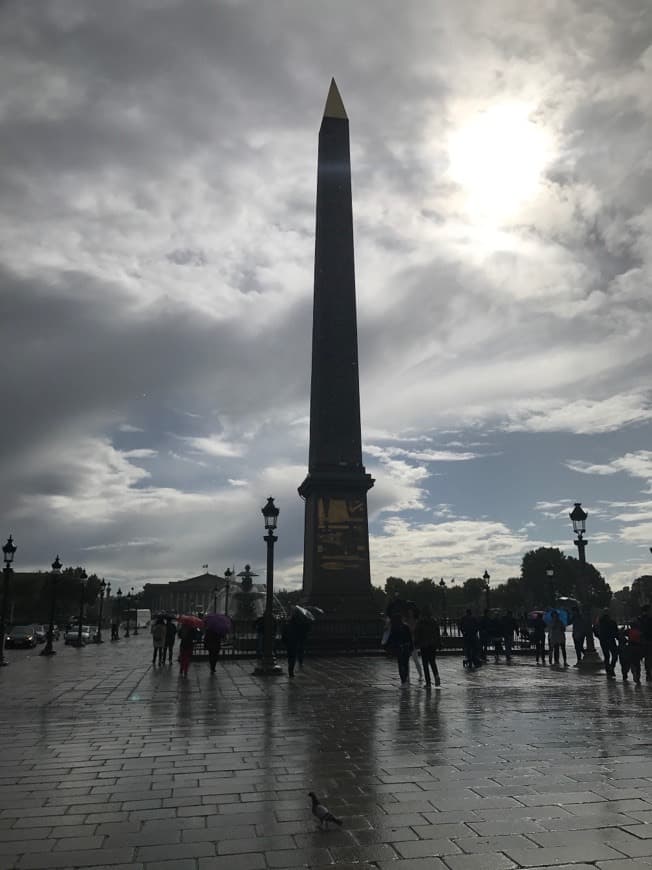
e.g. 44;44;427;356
282;605;313;677
547;610;567;666
177;615;202;677
203;613;231;674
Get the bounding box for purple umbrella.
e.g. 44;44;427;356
204;613;232;635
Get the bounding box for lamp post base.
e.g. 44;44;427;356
40;647;56;656
578;649;604;672
253;659;283;676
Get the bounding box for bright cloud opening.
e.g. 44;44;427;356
447;102;554;222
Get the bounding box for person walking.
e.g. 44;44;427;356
548;611;567;666
459;609;481;670
620;621;643;684
479;609;491;661
533;613;546;664
571;607;586;666
414;604;441;688
502;610;518;662
164;616;176;664
282;607;309;678
639;604;652;681
386;613;414;686
177;622;195;677
404;604;424;681
595;609;619;677
151;616;166;666
204;626;222;674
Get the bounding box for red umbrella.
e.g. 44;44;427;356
178;614;204;629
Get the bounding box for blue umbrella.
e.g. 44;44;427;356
543;608;569;626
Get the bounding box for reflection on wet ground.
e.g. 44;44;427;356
1;637;652;868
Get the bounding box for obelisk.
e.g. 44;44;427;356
298;79;375;614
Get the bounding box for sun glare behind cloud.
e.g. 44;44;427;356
447;103;554;222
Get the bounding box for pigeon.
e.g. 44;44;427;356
308;791;343;828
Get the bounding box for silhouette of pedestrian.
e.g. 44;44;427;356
151;616;166;666
163;616;176;664
533;613;546;664
177;622;194;677
386;613;413;685
414;604;441;688
548;611;567;666
204;627;222;674
595;609;619;677
459;609;481;669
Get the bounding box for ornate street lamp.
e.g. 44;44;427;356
95;579;107;643
254;497;282;676
41;555;61;656
131;586;138;635
0;536;17;666
223;569;232;615
438;578;448;634
569;502;601;668
125;590;131;637
74;570;88;647
482;570;491;610
116;587;123;638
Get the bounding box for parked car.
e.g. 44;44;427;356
34;625;47;643
64;624;92;645
6;625;38;648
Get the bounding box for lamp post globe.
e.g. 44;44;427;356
254;497;282;676
0;536;17;666
41;555;61;656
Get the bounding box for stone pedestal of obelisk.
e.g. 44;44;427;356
298;80;375;615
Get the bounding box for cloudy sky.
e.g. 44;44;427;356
2;0;651;594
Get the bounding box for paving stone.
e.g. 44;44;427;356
596;861;652;869
198;856;265;870
17;848;135;869
528;828;652;857
441;854;516;870
503;843;626;866
395;838;462;857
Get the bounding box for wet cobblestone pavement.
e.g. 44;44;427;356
1;638;652;869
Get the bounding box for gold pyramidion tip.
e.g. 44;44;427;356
323;78;347;120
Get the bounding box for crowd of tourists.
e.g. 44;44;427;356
147;605;312;678
384;592;652;687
